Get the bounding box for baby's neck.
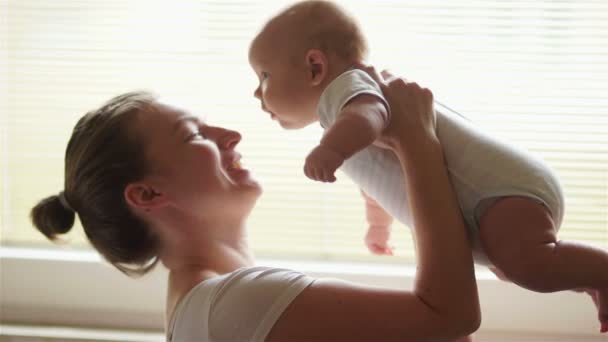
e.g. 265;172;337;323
313;58;363;107
325;58;358;86
305;57;364;125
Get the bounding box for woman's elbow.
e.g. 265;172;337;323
433;305;481;340
450;307;482;338
463;311;482;336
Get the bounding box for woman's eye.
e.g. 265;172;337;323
187;131;205;141
261;71;270;80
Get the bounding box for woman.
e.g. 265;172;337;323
31;68;480;341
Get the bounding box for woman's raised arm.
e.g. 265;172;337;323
267;68;480;342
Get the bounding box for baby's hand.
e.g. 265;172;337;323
304;145;344;183
365;225;394;256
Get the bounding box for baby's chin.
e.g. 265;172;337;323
279;122;300;130
278;119;313;130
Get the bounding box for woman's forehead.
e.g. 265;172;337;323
146;105;193;130
155;101;207;123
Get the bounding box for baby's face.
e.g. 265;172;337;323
248;33;320;130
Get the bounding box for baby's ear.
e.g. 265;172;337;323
305;49;328;86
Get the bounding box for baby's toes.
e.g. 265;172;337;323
597;289;608;332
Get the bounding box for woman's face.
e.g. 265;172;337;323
135;102;262;220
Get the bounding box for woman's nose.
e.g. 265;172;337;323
220;129;241;150
253;86;261;100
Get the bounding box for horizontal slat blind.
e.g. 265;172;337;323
1;0;606;264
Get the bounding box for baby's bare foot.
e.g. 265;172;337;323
574;287;608;333
598;289;608;333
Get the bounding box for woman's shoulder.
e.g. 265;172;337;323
167;266;315;342
185;266;314;307
224;265;314;285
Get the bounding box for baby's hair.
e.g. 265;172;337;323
269;0;369;63
30;91;161;277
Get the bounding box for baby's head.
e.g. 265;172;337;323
248;0;368;129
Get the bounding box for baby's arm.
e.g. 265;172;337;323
304;94;389;182
361;190;395;255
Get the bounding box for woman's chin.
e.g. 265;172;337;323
237;185;263;217
236;176;263;200
247;180;263;199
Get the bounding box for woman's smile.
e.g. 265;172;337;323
223;158;252;183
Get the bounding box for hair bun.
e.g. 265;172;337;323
30;194;76;241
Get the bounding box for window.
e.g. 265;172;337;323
2;0;606;265
2;0;606;336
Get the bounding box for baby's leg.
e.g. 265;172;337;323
478;196;608;330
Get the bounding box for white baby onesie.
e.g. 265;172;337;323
318;69;564;265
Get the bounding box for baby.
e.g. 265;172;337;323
248;0;608;331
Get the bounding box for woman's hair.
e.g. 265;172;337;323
30;91;161;277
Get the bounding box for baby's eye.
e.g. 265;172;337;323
260;71;270;80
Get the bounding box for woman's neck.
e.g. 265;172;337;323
162;229;254;275
162;221;255;331
156;206;254;271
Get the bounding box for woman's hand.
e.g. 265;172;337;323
358;65;437;151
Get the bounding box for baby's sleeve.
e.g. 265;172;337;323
318;69;390;129
208;267;315;342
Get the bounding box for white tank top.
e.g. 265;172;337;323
167;266;314;342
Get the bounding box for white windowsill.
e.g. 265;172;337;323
1;324;606;342
0;324;164;341
0;246;602;337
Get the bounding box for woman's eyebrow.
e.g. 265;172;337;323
171;115;200;136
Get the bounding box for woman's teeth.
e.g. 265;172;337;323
231;160;242;170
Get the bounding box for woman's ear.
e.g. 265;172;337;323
305;49;328;86
124;182;168;212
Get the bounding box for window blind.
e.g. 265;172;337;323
1;0;606;264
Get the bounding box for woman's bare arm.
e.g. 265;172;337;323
267;69;480;342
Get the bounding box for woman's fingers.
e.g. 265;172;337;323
357;63;385;85
356;63;408;87
422;87;434;102
356;63;437;146
380;70;402;83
